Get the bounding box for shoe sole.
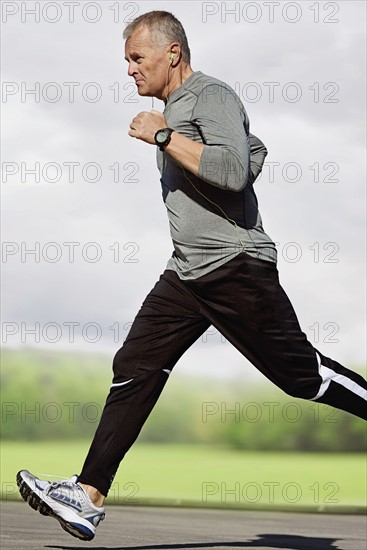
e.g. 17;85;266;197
16;471;93;541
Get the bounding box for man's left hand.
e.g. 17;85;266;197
128;110;167;145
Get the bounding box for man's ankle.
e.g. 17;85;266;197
78;483;105;507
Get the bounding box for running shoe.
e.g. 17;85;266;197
16;469;105;541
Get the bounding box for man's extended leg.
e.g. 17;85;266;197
77;269;210;497
17;269;210;539
185;251;367;419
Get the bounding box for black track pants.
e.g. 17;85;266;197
78;252;367;496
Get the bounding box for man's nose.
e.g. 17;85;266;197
127;63;138;77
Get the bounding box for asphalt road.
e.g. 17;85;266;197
1;502;366;550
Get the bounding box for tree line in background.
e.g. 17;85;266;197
1;349;366;452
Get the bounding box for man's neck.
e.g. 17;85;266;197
163;65;194;104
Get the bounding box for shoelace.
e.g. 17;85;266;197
36;472;104;515
36;472;82;494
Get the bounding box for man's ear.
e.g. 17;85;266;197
168;44;180;66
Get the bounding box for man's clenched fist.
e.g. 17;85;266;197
128;110;168;144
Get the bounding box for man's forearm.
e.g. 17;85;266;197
164;131;248;191
164;131;205;176
129;110;248;191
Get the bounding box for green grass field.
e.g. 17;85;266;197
2;441;366;512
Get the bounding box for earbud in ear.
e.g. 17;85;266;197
169;53;175;64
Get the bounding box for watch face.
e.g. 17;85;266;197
156;130;168;143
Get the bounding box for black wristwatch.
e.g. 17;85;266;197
154;128;174;151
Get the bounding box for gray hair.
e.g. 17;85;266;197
123;10;191;65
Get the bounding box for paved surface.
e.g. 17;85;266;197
1;502;366;550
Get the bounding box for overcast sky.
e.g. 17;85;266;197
1;0;366;381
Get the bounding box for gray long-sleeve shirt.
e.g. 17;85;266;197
157;70;277;280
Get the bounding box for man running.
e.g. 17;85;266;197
17;10;367;542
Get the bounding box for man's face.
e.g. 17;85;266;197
124;26;170;99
